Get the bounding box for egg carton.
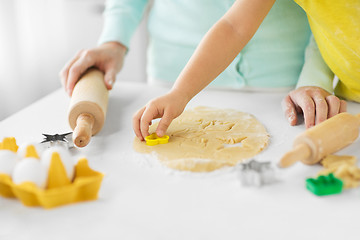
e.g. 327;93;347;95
0;137;103;209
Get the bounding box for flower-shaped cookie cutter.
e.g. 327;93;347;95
145;133;169;146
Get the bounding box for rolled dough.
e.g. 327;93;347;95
133;106;269;172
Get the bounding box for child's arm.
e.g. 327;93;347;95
133;0;276;140
282;35;347;128
170;0;276;101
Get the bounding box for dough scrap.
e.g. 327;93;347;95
320;155;357;168
318;154;360;188
133;106;269;172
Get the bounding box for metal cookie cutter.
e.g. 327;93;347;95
41;132;74;149
145;133;169;146
238;159;276;187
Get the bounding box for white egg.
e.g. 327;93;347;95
17;142;43;159
12;158;48;189
41;146;75;181
0;150;19;176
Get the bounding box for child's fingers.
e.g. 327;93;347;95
67;50;96;96
281;95;298;126
132;107;146;141
156;111;173;137
140;107;157;140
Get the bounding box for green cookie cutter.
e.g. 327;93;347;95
306;173;343;196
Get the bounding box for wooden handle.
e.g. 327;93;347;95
73;113;95;147
279;144;311;168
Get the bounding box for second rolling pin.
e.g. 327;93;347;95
68;69;109;148
279;112;360;168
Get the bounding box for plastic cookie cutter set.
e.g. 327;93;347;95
145;133;169;146
238;159;276;187
0;136;104;209
306;173;343;196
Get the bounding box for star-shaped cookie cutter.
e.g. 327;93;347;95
41;132;74;149
145;133;169;146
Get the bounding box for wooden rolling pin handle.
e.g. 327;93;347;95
73;113;95;148
278;144;311;168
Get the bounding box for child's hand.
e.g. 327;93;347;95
282;86;347;128
59;41;127;96
133;91;189;141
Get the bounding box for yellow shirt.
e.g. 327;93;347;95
294;0;360;102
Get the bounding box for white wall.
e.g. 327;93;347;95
0;0;148;121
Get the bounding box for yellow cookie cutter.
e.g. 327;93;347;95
145;133;169;146
0;137;104;209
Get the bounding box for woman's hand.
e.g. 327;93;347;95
60;41;127;95
282;86;347;128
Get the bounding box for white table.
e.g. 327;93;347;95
1;82;359;240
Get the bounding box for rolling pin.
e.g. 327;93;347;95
279;112;360;168
68;68;109;148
